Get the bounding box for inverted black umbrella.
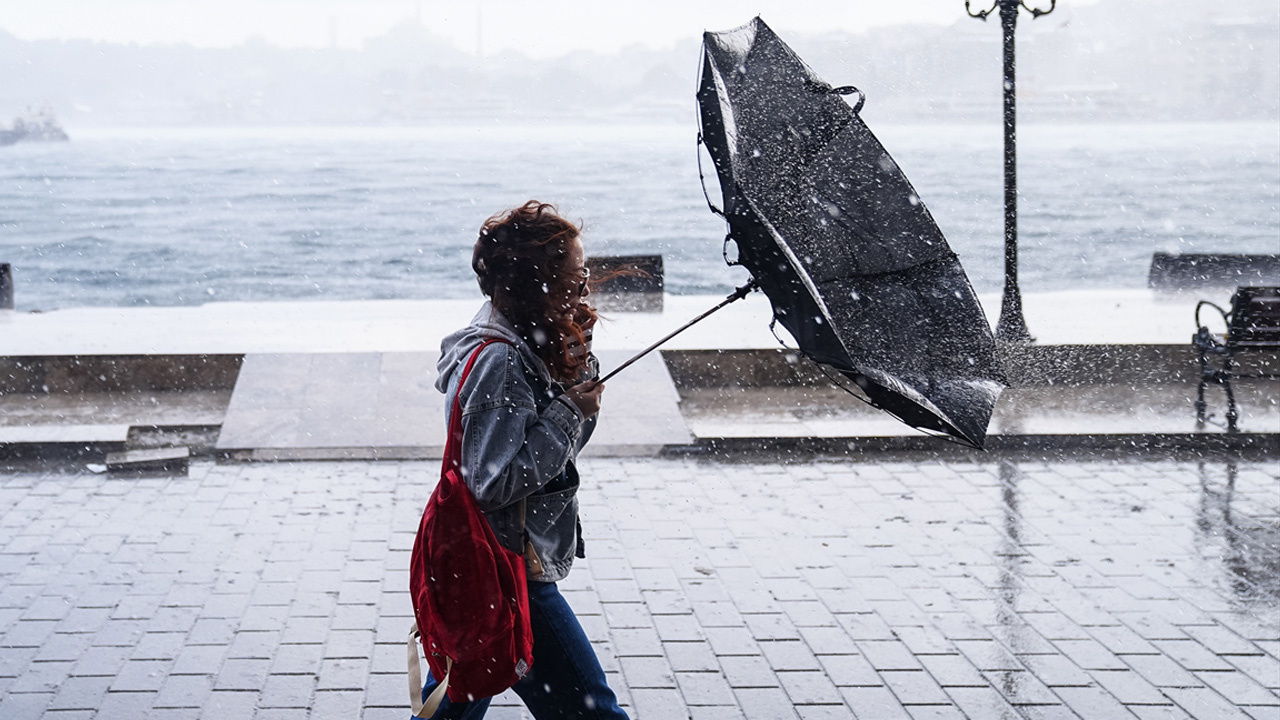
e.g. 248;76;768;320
603;16;1004;448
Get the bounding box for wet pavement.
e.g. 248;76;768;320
0;452;1277;719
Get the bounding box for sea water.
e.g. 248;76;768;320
0;122;1276;311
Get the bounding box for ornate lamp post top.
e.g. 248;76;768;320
965;0;1056;21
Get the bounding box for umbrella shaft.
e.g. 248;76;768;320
598;280;757;384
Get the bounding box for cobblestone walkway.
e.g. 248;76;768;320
1;454;1277;719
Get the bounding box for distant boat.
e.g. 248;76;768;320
0;105;69;146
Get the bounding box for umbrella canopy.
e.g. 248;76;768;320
697;17;1005;448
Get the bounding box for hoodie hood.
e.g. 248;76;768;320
435;301;556;393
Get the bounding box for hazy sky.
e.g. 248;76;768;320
0;0;1090;58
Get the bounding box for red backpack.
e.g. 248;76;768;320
408;339;534;716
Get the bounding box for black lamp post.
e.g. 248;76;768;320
966;0;1055;345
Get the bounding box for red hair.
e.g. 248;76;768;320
473;201;597;383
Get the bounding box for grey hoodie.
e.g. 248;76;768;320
435;302;597;583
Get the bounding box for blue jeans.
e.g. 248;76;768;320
415;580;630;719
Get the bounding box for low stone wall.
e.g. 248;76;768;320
662;344;1277;388
0;355;243;394
2;345;1275;396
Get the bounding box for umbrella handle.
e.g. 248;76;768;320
597;280;758;384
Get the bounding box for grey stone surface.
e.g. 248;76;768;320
217;350;691;458
0;453;1276;719
678;379;1280;440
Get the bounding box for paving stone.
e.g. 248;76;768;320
213;658;270;691
704;626;760;657
817;653;882;687
1182;624;1268;656
632;688;691;719
859;640;923;671
692;601;745;628
644;589;692;615
733;687;801;720
1016;653;1093;687
0;645;38;677
48;675;113;711
154;673;214;709
1088;669;1171;705
363;672;404;708
198;689;260;719
1195;670;1280;706
110;660;171;691
316;657;369;691
840;685;913;719
70;644;132;676
677;671;737;706
797;624;858;655
1154;639;1238;671
666;641;720;672
655;613;705;642
611;627;665;657
324;628;374;659
882;669;952;706
1053;638;1129;671
981;669;1062;705
719;655;780;689
1054;685;1142;719
918;654;986;688
1088;624;1162;655
759;640;821;672
8;659;73;693
170;644;227;675
620;656;677;688
1163;686;1256;719
132;632;187;661
0;692;52;720
777;670;843;705
743;613;801;642
943;686;1024;720
187;617;237;646
97;690;158;716
260;673;316;708
3;618;57;647
1227;655;1280;690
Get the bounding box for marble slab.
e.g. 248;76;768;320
217;349;691;458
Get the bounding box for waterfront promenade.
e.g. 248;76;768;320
0;453;1277;719
0;287;1277;718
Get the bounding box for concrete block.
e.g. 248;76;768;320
105;446;189;473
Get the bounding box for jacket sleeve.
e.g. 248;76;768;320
456;343;584;512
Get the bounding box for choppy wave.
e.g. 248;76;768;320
0;122;1276;311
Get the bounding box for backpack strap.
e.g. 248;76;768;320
443;338;509;473
450;338;529;558
408;623;450;717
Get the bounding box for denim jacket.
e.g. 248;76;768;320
435;302;597;583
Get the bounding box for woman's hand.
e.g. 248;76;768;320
563;380;604;418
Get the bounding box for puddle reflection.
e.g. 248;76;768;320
1196;457;1280;609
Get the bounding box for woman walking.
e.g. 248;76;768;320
419;201;629;719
